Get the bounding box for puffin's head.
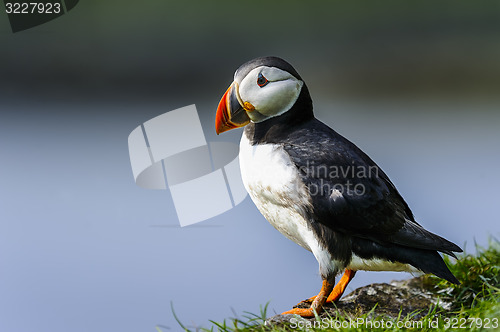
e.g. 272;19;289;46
215;56;305;134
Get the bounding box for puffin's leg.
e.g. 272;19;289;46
281;278;334;318
302;269;356;304
325;269;356;302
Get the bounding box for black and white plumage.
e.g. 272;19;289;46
215;56;462;317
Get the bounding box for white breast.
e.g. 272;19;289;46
239;134;338;276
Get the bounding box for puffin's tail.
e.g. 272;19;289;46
391;221;463;259
409;249;460;284
352;238;461;284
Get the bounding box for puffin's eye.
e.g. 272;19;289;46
257;73;269;87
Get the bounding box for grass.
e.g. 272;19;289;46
165;238;500;331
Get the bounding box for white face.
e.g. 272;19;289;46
235;66;303;123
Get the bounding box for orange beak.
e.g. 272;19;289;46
215;82;250;134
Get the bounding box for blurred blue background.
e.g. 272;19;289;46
1;1;499;331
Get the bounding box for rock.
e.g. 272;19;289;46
265;314;309;327
266;277;452;326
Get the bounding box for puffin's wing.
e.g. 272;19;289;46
283;120;462;255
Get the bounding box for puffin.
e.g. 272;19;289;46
214;56;462;317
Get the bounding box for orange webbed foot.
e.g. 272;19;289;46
281;307;318;318
285;269;357;317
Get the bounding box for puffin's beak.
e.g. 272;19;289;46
215;82;250;134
